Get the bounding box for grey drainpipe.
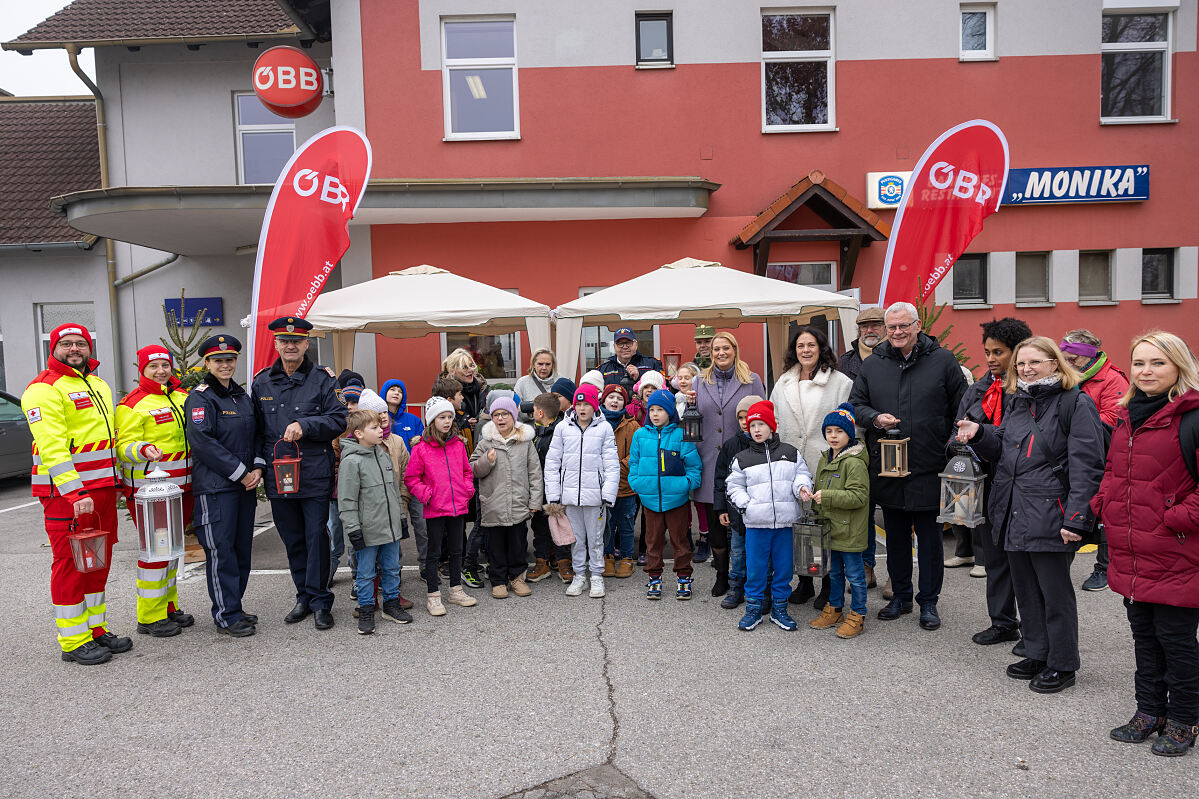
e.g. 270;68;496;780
66;44;124;387
113;252;180;287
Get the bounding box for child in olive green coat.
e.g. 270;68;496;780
802;403;870;638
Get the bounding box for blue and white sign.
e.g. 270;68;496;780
1004;165;1149;205
866;171;912;209
163;297;223;327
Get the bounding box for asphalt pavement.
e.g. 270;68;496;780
0;475;1194;798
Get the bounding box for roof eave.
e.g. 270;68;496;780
2;29;304;54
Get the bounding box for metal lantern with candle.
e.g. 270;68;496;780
879;426;910;477
936;445;987;528
67;512;113;573
273;439;302;494
662;347;682;377
793;510;830;577
681;397;703;443
133;463;187;562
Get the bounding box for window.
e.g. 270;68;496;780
1079;250;1113;301
761;11;835;132
952;254;988;304
445;333;519;382
442;18;519;140
960;4;995;60
766;262;837;292
579;288;655;372
235;93;295;185
1142;248;1175;298
1015;252;1050;303
1101;12;1171;121
636;12;673;65
37;302;97;368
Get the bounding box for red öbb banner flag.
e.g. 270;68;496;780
877;120;1009;307
247;126;372;375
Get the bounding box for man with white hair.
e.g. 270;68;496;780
848;301;967;631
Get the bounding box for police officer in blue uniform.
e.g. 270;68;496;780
600;327;665;392
251;317;346;630
185;335;260;637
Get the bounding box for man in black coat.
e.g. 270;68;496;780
251;317;347;630
838;307;886;382
600;328;664;392
849;302;967;631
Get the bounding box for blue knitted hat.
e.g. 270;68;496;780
822;402;856;441
647;389;678;421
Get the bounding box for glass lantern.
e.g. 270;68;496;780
68;512;112;573
936;446;987;528
793;511;830;577
662;347;681;377
134;465;186;562
879;428;910;477
681;398;703;442
273;440;302;494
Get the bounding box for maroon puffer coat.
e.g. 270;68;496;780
1091;390;1199;607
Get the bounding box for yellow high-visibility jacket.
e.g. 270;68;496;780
21;357;119;502
116;375;191;490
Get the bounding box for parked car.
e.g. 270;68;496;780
0;390;33;479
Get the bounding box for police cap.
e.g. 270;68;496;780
200;334;242;359
269;316;312;339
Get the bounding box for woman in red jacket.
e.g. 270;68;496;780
1091;331;1199;757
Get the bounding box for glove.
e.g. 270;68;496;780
347;529;366;552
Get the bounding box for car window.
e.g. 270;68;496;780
0;395;25;422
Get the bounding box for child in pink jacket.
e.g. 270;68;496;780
405;398;478;616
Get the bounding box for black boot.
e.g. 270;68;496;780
812;578;830;611
789;576;815;605
710;548;729;596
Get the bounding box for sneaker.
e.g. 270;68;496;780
60;639;112;665
1151;720;1198;757
769;605;798;631
357;605;376;635
461;567;485;589
676;576;693;600
589;575;605;598
136;618;182;638
614;558;635;578
944;555;974;568
693;538;711;564
381;598;413;624
646;576;662;600
509;575;532;597
1110;711;1166;743
1081;568;1108;592
969;564;987;578
566;575;587;596
738;599;763;631
527;558;552;582
836;611;866;639
427;592;446;617
350;583;358;600
810;604;845;630
603;555;616;578
492;584;509;599
447;585;478;607
557;558;574;583
636;553;647;567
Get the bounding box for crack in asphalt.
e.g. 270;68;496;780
596;594;620;764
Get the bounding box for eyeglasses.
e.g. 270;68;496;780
884;320;917;333
1015;358;1056;370
58;341;90;350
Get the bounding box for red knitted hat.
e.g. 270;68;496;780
746;400;777;432
49;322;92;353
137;345;173;374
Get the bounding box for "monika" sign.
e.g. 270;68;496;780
1003;165;1149;205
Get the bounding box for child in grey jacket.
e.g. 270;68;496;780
338;409;412;633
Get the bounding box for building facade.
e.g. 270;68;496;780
3;0;1196;400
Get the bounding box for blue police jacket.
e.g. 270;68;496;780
184;373;258;495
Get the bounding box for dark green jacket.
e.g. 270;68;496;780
812;441;871;552
337;440;404;549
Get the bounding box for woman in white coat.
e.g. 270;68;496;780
769;325;853;608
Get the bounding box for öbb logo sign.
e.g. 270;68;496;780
252;46;323;119
927;161;995;206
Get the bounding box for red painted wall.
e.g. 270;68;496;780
358;1;1198;398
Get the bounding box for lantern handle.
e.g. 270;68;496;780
273;439;300;461
68;511;101;533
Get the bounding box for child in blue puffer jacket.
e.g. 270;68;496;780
381;379;424;450
628;389;702;600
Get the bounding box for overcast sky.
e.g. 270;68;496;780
0;0;96;96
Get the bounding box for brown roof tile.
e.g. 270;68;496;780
730;169;890;246
6;0;297;48
0;99;100;244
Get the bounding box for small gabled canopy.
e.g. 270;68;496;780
553;257;859;381
306;264;552;372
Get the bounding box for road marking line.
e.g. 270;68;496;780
0;500;38;513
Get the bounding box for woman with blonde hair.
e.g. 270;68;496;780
956;335;1105;694
515;348;559;406
1091;331;1199;756
692;331;767;597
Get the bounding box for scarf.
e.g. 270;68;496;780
601;407;626;427
1078;352;1107;383
1128;388;1170;433
857;339;876;363
1017;374;1062;391
981;376;1004;425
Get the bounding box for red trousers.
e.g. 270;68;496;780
124;488;193;621
644;504;693;578
44;485;119;650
